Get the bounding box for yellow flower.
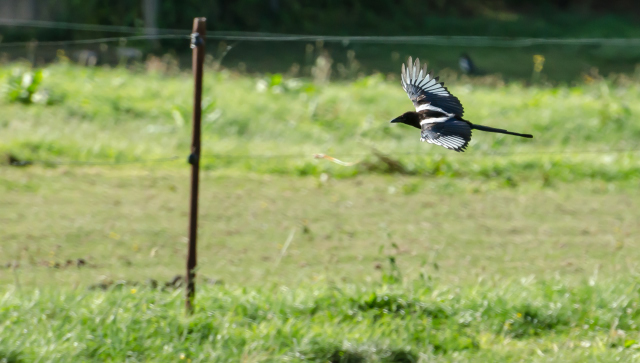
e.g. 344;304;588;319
533;55;545;73
516;312;522;318
583;74;594;84
130;289;137;294
180;353;186;360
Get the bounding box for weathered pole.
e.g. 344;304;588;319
186;17;206;314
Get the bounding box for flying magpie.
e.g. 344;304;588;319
391;57;533;152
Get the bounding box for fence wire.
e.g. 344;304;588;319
204;33;640;47
0;34;190;48
0;18;187;34
3;19;640;47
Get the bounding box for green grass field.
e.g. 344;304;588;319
1;62;640;361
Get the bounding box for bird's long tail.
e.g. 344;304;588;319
471;124;533;138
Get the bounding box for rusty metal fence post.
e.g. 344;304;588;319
186;17;206;314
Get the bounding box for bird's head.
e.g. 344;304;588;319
390;112;420;129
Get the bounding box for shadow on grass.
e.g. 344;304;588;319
326;349;366;363
381;349;419;362
0;350;23;363
350;292;450;322
295;345;365;363
300;338;475;361
503;305;570;339
300;345;421;363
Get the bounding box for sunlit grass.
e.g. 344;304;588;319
2;63;640;362
1;63;640;182
2;280;640;362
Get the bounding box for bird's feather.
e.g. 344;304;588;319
421;119;471;152
401;57;464;116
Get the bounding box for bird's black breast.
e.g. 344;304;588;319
419;109;450;119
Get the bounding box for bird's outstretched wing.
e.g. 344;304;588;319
401;56;464;116
421;119;471;152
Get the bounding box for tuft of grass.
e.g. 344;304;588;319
2;66;63;105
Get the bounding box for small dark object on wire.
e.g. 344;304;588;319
390;57;533;152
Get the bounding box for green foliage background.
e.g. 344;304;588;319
2;3;640;360
4;0;640;39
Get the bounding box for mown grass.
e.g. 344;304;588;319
2;169;639;288
2;63;640;361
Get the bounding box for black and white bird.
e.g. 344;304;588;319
458;53;477;75
391;57;533;152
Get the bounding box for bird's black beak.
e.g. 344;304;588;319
390;116;402;124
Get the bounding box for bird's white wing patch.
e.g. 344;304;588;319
419;116;450;125
401;57;465;116
415;103;449;114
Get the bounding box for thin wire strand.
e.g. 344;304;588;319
2;22;640;47
205;33;640;47
0;34;189;48
0;18;187;34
